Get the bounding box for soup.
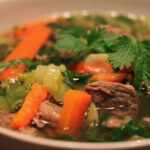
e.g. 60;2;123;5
0;13;150;142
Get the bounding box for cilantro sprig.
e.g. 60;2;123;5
54;27;150;89
108;36;137;70
54;28;118;53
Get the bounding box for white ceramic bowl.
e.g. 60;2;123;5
0;0;150;149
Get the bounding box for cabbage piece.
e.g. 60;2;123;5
86;102;99;127
18;72;35;83
85;53;108;62
34;65;68;102
6;81;31;112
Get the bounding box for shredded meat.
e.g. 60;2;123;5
33;100;61;128
85;81;139;127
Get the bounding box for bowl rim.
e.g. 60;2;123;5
0;126;150;150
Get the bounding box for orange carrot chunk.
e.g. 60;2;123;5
4;25;52;62
0;63;26;81
14;22;45;38
70;61;114;74
90;73;134;83
12;83;48;129
58;90;91;136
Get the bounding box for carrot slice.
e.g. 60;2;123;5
12;83;48;129
58;90;91;136
4;25;52;62
70;61;114;74
0;63;26;81
90;73;134;83
14;22;45;38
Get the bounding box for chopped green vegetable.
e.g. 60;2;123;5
63;70;91;84
122;121;149;137
86;28;107;48
54;34;87;52
106;121;150;141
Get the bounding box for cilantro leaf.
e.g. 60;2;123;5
86;28;118;52
54;28;118;55
105;120;150;142
58;26;86;38
87;28;107;47
141;41;150;88
134;41;150;88
21;59;40;70
108;36;137;70
122;121;149;136
54;34;87;52
133;42;144;88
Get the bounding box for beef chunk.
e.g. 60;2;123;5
33;100;61;128
85;81;139;119
0;111;15;128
